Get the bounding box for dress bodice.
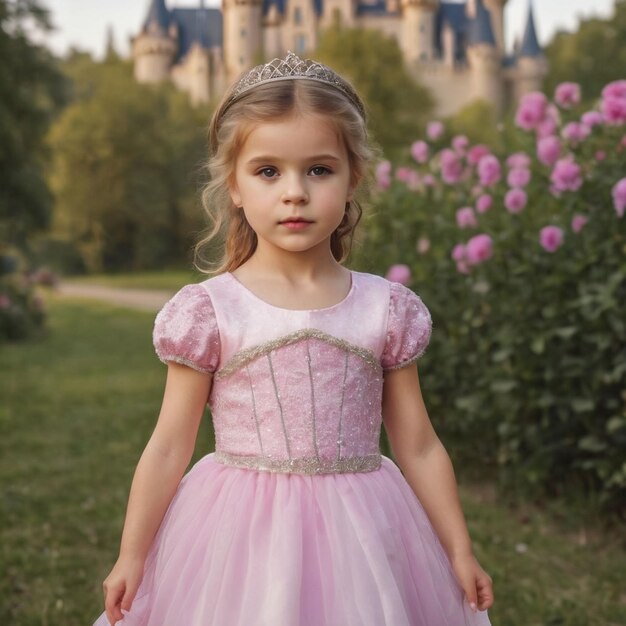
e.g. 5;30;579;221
153;271;432;474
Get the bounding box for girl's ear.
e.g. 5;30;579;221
228;180;242;208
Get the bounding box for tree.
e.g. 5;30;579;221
314;23;434;158
0;0;66;248
47;57;210;272
544;0;626;101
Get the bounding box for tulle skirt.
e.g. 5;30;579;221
93;453;490;626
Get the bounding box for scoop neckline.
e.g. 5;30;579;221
226;270;356;312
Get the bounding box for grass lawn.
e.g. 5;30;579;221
63;269;205;291
1;295;624;625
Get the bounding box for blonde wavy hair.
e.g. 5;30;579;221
193;77;375;275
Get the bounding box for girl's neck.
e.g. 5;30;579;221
241;247;346;283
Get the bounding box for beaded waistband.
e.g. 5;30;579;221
214;450;382;475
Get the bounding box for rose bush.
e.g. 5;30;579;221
0;247;49;342
355;80;626;513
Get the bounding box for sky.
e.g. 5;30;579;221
38;0;617;61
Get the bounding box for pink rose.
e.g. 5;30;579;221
515;91;549;131
537;135;561;166
571;214;588;233
595;150;606;161
422;174;436;187
405;170;421;190
385;264;412;285
550;158;583;192
536;105;561;138
451;243;467;262
395;166;413;183
452;135;470;153
456;206;478;228
468;145;491;165
427;121;445;141
376;160;392;189
602;96;626;125
476;194;493;213
561;122;591;145
602;80;626;100
440;149;464;184
540;225;564;252
555;82;581;109
417;237;431;254
612;177;626;218
478;154;501;187
506;152;532;169
505;188;528;213
507;167;531;188
581;111;604;128
411;140;429;164
466;234;493;265
0;294;11;310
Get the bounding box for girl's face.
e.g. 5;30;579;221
228;114;356;260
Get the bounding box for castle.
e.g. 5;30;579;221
131;0;547;116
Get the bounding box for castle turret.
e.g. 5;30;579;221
400;0;439;65
515;1;547;99
223;0;263;80
132;0;177;84
483;0;507;54
466;0;503;113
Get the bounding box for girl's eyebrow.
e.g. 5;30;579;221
245;154;342;165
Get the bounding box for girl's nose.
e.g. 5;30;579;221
281;175;309;204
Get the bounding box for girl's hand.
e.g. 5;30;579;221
451;552;494;612
102;555;145;625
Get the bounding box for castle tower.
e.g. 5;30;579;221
515;2;547;98
223;0;263;80
132;0;178;84
262;1;282;59
483;0;507;54
400;0;439;65
466;0;503;113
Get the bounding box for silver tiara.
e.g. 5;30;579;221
218;51;366;121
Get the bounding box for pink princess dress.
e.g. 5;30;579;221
93;270;491;626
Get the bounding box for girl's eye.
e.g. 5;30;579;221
258;167;278;178
310;166;331;176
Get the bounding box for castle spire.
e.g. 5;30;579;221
467;0;496;47
142;0;170;32
518;1;542;57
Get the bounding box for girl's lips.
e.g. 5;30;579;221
280;220;312;230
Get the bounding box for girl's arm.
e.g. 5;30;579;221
381;364;494;612
103;363;212;624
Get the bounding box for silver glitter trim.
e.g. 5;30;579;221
306;339;321;460
382;343;430;372
220;51;366;121
336;352;349;461
214;450;382;475
267;352;292;458
157;354;214;375
215;329;379;380
247;364;264;456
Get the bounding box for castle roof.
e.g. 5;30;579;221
143;0;170;32
467;0;496;47
171;8;222;60
518;3;542;57
435;3;468;63
262;0;323;17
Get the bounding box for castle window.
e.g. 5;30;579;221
294;7;302;24
295;35;306;53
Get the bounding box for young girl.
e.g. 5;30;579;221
95;51;494;626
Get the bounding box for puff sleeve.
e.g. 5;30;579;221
153;284;220;374
381;282;433;371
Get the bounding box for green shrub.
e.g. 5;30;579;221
353;81;626;513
